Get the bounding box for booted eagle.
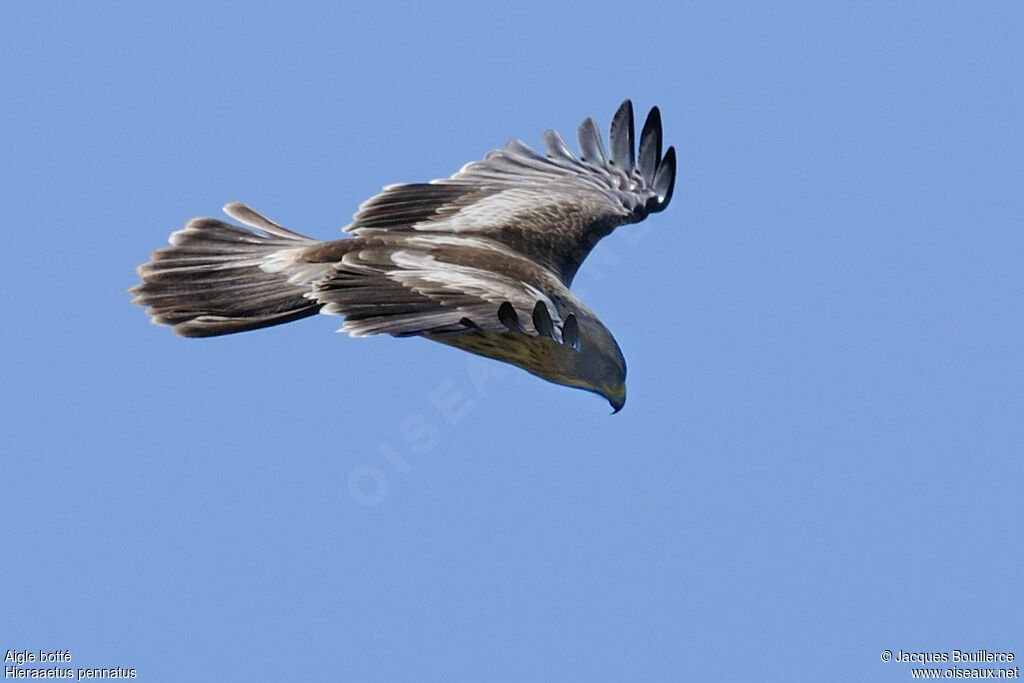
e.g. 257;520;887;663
131;100;676;412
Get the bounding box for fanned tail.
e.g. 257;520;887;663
129;202;324;337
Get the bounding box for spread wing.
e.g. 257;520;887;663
342;100;676;286
308;235;595;387
308;235;577;339
294;101;676;344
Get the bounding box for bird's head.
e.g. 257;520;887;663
567;314;627;414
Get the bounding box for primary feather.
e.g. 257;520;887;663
130;100;677;411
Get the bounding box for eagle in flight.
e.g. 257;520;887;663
131;100;676;412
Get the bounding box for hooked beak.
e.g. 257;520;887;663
606;385;626;414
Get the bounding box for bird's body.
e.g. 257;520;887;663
131;100;676;411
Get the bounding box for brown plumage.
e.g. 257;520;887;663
130;100;677;411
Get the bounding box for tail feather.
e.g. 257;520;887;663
130;204;325;338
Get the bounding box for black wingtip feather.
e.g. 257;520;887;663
609;100;635;172
562;314;580;350
532;301;554;339
651;146;676;212
638;107;663;185
498;302;522;332
577;117;608;165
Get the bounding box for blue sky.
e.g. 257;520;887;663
2;2;1022;680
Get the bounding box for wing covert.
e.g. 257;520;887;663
343;100;676;285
